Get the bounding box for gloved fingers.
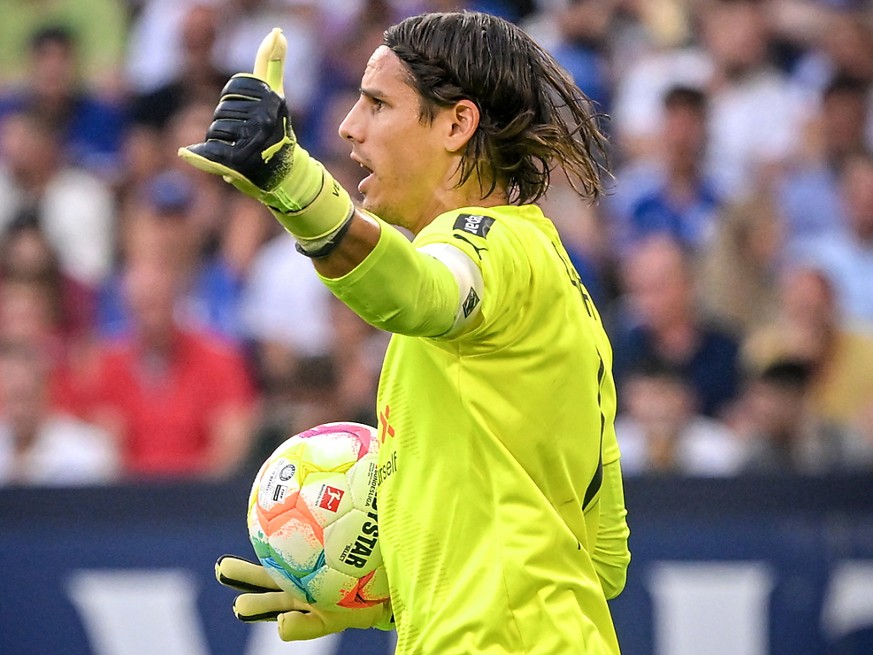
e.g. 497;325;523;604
219;74;271;101
213;98;258;121
253;28;287;96
233;590;307;622
277;609;339;641
204;118;245;144
178;142;237;175
178;148;264;197
215;554;282;592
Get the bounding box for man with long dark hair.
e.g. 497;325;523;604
181;11;630;654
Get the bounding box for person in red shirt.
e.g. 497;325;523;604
83;198;257;479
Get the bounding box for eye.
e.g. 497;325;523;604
370;98;385;112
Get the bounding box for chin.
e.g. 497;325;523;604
361;195;388;219
360;195;411;229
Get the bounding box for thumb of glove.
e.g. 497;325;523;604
253;28;287;96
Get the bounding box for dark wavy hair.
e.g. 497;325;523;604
383;11;609;205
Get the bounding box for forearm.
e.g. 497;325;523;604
318;214;459;338
312;210;382;279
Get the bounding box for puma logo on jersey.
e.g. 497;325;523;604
453;233;487;259
454;213;494;238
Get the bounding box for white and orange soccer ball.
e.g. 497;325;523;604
247;422;389;610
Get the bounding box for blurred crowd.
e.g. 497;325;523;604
1;0;873;486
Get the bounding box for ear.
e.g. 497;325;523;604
445;99;480;153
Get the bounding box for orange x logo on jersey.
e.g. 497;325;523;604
379;405;396;443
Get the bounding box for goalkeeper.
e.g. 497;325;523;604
183;11;631;654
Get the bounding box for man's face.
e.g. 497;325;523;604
338;46;452;232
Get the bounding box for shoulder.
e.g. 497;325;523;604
417;205;548;256
419;208;499;246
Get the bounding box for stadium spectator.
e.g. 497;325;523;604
126;0;221;94
216;0;323;129
79;229;257;480
127;4;232;132
126;0;323;129
161;100;276;279
699;0;809;195
306;0;400;157
242;293;387;481
0;273;85;415
239;232;338;390
785;149;873;326
778;75;871;243
612;0;808;195
615;358;744;476
97;172;245;342
731;358;873;474
697;189;784;336
743;263;873;438
611;234;742;418
0;109;116;288
0;339;119;486
0;25;127;176
0;219;95;343
790;6;873;137
0;0;127;95
609;84;723;254
519;0;615;112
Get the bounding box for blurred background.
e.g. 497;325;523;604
0;0;872;653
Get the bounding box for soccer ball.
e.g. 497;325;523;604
247;422;389;610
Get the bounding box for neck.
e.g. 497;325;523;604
407;181;509;235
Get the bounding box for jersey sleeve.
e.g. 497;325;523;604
318;214;460;337
591;457;631;599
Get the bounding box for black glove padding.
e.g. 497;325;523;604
187;74;295;192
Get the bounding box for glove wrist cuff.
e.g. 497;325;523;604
268;163;354;241
267;144;322;211
294;212;354;258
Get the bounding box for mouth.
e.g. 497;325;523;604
351;154;374;193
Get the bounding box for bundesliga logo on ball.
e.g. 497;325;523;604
247;422;389;609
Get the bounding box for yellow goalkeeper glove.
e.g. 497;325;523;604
214;555;394;641
178;29;354;255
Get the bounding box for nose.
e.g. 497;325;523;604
338;98;362;142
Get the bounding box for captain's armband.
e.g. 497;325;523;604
417;242;484;338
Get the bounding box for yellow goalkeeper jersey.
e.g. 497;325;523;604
369;205;624;655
